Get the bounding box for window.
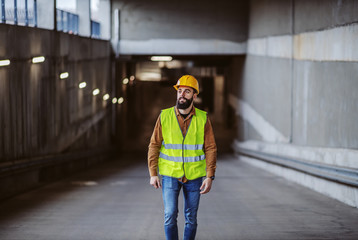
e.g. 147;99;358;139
57;9;78;35
1;0;37;26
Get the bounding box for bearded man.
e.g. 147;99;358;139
148;75;217;240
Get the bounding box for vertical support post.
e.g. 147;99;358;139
62;10;65;31
25;0;29;26
67;11;70;32
55;9;58;30
1;0;5;23
60;10;63;31
76;0;91;37
34;0;37;27
36;0;54;29
75;15;78;35
98;0;110;40
214;75;225;123
112;9;120;57
56;9;62;31
68;12;71;33
62;10;64;31
63;10;66;32
53;0;56;31
14;0;18;25
70;13;74;33
90;20;93;37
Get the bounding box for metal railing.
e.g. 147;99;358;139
91;20;100;38
1;1;101;39
57;9;79;35
235;147;358;187
1;0;37;26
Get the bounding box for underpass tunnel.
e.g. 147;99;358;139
114;55;238;154
1;1;358;238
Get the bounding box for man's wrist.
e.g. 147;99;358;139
149;170;158;177
207;176;215;181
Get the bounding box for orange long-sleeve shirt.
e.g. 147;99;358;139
148;106;217;181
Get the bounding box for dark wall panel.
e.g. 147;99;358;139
0;24;113;162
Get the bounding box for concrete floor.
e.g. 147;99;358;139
0;153;358;240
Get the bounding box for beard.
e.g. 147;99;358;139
177;96;194;109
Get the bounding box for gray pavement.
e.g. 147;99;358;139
0;153;358;240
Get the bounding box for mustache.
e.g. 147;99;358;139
177;95;193;109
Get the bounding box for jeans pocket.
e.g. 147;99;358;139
162;176;180;190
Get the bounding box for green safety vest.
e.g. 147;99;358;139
158;106;207;180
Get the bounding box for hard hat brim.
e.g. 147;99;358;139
173;85;198;94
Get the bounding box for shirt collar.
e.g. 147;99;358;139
175;106;196;117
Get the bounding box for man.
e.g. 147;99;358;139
148;75;217;240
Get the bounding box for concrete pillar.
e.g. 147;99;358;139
98;0;110;40
111;8;120;56
37;0;55;30
214;75;225;123
76;0;91;37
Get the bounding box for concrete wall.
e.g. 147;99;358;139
294;0;358;34
249;0;293;38
111;0;248;55
229;0;358;149
292;0;358;148
293;61;358;148
228;0;358;207
0;24;113;162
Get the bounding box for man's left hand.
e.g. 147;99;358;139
200;178;212;194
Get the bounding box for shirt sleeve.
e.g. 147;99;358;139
204;116;217;178
147;115;163;177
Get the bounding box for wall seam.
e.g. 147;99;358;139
290;0;295;144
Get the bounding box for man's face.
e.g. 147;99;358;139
176;86;196;109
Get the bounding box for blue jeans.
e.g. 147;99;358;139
162;176;202;240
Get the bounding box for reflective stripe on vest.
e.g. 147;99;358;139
158;106;207;180
161;141;204;151
159;152;206;162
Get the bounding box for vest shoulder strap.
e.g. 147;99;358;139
194;107;208;123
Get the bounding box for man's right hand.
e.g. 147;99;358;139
150;176;161;189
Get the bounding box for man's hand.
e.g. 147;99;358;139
200;178;212;194
150;176;161;189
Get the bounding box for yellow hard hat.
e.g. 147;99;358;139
173;75;199;94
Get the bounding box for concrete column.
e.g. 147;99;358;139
37;0;55;30
76;0;91;37
98;0;110;40
111;8;120;56
214;75;225;123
